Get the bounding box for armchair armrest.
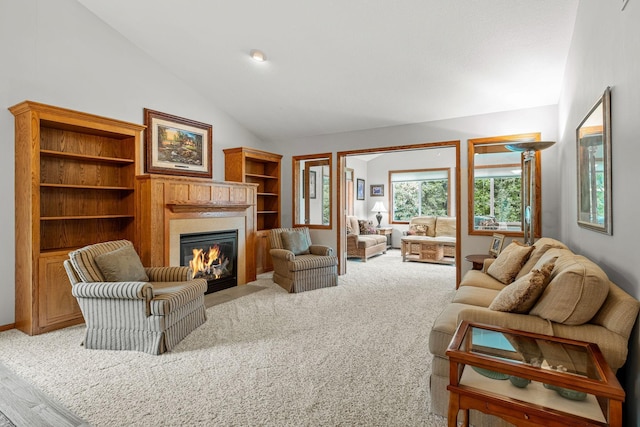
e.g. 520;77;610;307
72;281;153;300
145;266;191;282
270;248;295;261
309;245;334;256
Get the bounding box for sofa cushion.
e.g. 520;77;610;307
434;216;456;238
516;237;568;279
452;286;500;308
281;230;311;255
357;234;386;248
94;244;149;282
486;241;534;284
530;253;610;325
489;260;555;313
459;269;506;291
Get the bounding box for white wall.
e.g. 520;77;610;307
267;104;560;274
350;147;457;248
0;0;264;326
557;1;640;423
345;157;368;219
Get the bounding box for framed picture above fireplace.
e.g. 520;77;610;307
144;108;213;178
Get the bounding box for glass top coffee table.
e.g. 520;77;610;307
446;321;624;427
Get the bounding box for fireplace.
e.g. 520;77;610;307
180;230;238;294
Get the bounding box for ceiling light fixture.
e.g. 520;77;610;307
250;49;266;62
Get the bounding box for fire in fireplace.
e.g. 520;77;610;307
180;230;238;294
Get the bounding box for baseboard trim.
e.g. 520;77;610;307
0;323;15;332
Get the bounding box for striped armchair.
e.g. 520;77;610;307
63;240;207;355
269;227;338;293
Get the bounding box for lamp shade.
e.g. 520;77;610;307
371;201;387;213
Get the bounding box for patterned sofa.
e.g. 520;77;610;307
346;215;387;262
428;237;640;426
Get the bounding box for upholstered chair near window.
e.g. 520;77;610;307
63;240;208;355
269;227;338;293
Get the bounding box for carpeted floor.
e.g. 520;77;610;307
0;250;455;426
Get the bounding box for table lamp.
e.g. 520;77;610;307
504;141;555;246
371;201;387;228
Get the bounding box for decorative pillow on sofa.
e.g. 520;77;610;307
407;224;428;236
530;253;610;325
281;230;311;255
515;238;568;280
486;241;534;285
489;260;555;313
94;245;149;282
358;220;376;235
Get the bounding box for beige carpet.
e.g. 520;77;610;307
0;250;455;426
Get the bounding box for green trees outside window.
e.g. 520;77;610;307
391;168;450;221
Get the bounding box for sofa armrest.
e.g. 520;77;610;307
270;248;295;261
145;266;191;282
309;245;333;256
456;306;555;336
72;281;153;300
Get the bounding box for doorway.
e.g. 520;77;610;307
337;141;461;286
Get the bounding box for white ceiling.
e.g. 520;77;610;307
78;0;579;142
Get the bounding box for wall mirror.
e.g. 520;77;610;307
577;87;611;234
468;133;542;237
293;153;332;229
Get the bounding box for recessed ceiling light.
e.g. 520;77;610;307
250;49;266;62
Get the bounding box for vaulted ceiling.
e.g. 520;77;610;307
79;0;579;142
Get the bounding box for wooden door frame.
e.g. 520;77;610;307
337;140;462;286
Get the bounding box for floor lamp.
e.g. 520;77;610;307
505;141;555;246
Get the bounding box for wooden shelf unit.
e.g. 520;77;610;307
223;147;282;273
10;101;144;335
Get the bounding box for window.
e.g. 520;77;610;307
468;133;542;236
390;168;450;222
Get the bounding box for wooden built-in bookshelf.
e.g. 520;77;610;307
10;101;144;335
223;147;282;273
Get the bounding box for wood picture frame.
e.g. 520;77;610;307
357;178;365;200
144;108;212;178
489;233;505;257
576;87;612;235
370;184;384;197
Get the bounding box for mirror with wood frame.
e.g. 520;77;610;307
293;153;332;229
467;133;543;237
577;87;611;235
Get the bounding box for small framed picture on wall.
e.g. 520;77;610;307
357;178;365;200
370;184;384;197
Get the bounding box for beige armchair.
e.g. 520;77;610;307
64;240;207;355
269;227;338;293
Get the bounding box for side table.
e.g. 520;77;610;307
464;254;493;270
446;321;624;427
376;227;393;249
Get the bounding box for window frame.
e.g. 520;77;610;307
389;167;452;223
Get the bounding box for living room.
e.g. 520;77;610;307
1;1;639;426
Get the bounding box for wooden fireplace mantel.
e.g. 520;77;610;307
166;201;253;213
135;174;258;283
